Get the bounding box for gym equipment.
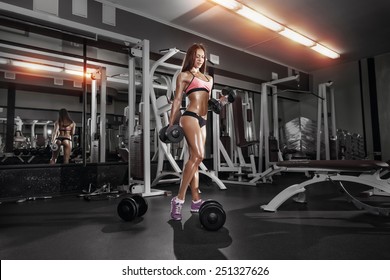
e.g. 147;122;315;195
212;89;258;186
51;143;59;152
159;124;184;143
260;160;390;215
316;81;337;160
80;183;119;201
199;200;226;231
209;86;236;114
117;195;148;221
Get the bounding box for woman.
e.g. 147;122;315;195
169;43;213;220
50;108;76;164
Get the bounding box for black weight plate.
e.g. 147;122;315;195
199;200;223;214
159;126;168;142
166;125;184;143
117;197;138;221
199;203;226;231
131;195;148;217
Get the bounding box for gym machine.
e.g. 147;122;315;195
257;74;300;173
212;89;258;185
250;79;339;184
121;40;167;197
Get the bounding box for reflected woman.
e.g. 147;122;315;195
50;108;76;164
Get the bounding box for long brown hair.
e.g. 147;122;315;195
58;108;73;126
181;43;207;73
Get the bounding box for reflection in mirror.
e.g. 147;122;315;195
0;20;139;166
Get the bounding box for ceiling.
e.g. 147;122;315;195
101;0;390;72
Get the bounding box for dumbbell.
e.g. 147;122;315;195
208;86;236;114
117;195;148;221
199;200;226;231
159;124;184;143
51;143;59;152
13;148;21;156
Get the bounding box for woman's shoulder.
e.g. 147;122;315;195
177;71;193;82
179;70;193;78
204;73;213;81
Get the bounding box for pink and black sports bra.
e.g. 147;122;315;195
184;73;212;96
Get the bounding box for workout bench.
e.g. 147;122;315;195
260;160;390;216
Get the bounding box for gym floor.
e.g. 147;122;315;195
1;173;390;260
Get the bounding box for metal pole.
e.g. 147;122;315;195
99;67;107;162
322;85;330;160
91;78;97;157
316;84;323;160
128;53;135;185
142;39;151;195
82;42;88;166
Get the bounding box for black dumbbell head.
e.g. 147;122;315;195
199;200;226;231
208;98;222;114
51;143;59;152
221;87;236;103
117;197;139;221
166;125;184;143
159;125;168;142
131;195;148;217
200;199;223;210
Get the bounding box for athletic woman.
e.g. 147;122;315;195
50;108;76;164
168;43;213;220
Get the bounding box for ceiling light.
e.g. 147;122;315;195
210;0;241;10
11;60;62;72
311;44;340;59
65;69;93;78
65;69;85;76
236;6;283;32
279;28;315;47
209;0;340;59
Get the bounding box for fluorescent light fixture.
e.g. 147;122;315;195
11;60;62;72
210;0;241;10
236;6;283;32
65;69;92;78
209;0;340;59
0;57;8;64
279;28;315;47
65;69;83;76
311;44;340;59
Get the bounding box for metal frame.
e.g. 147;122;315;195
212;89;257;186
258;75;300;172
316;81;336;160
261;165;390;213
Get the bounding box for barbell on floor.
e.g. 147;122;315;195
117;195;148;221
199;199;226;231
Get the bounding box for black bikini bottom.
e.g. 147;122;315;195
182;111;207;128
56;136;72;142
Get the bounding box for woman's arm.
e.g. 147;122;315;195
169;72;187;126
71;121;76;136
51;122;59;144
